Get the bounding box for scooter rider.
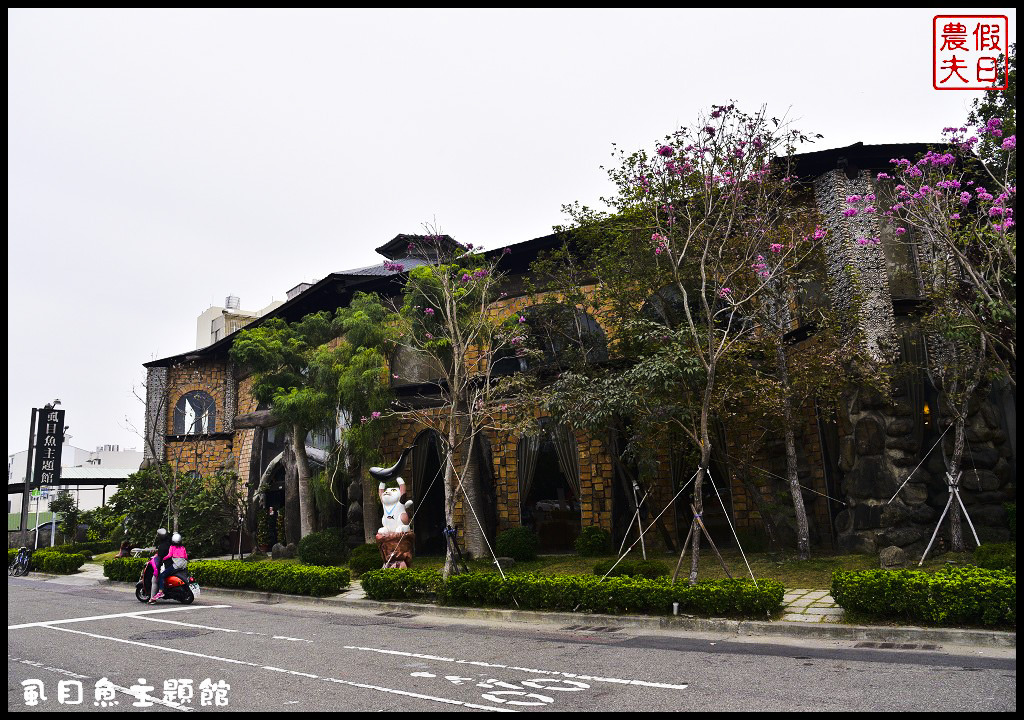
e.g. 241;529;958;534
154;533;188;600
149;528;170;603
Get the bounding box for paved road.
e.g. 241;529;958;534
7;576;1016;712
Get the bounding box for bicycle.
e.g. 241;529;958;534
8;547;31;576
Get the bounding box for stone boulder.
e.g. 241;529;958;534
879;545;909;569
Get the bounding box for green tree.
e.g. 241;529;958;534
558;103;821;582
231;294;396;542
47;490;80;543
391;232;530;577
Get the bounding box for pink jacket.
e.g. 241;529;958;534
165;545;188;561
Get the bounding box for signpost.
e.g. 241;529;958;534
19;404;65;546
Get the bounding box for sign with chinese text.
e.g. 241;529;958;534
934;15;1010;90
32;408;65;486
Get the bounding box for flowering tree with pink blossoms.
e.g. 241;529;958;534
390;232;531;578
589;103;824;580
847;115;1016;554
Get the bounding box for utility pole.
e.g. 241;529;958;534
19;408;37;547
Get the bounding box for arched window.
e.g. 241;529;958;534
173;391;216;435
390;345;446;387
517;419;582;552
494;305;607;376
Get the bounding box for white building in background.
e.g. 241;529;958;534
7;443;143;515
195;295;285;349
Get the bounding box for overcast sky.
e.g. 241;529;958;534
7;8;1017;459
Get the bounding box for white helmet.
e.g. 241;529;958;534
171;532;182;544
156;528;168;538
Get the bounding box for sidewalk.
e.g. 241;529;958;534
22;562;1014;649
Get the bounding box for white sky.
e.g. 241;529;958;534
7;8;1017;459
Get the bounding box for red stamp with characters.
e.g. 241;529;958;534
933;15;1009;90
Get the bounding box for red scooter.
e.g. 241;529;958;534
135;556;199;604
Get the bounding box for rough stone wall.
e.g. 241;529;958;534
164;437;234;478
143;366;168;463
234;375;260;488
814;169;898;364
165;360;230;435
726;397;834;551
833;379;1014;556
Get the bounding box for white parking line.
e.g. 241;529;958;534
43;625;514;712
343;646;689;691
8;605;232;630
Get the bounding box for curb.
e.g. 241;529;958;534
23;572;1016;649
141;581;1024;649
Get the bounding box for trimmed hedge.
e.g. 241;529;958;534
298;528;349;567
972;543;1016;572
575;526;611;556
103;557;350;597
831;566;1015;627
361;569;784;617
349;543;385;576
361;569;443;600
496;527;539;562
593;557;670;579
41;553;87;574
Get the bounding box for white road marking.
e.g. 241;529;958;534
133;615;314;643
343;645;689;691
8;605;232;630
481;690;554;706
42;625;514;712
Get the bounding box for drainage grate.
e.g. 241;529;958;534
377;611;418;619
561;625;622;633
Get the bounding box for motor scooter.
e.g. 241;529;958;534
135;557;200;604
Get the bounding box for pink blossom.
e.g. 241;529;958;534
770;243;783;253
657;145;675;157
843;208;858;217
424;332;433;340
1003;135;1016;150
424;307;435;315
718;287;731;298
371;411;381;419
845;195;861;204
895;227;907;235
813;227;827;240
518;316;526;323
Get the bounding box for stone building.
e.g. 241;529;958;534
142;143;1016;558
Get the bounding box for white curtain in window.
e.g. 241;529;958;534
551;424;581;499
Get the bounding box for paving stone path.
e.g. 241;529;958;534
781;588;845;623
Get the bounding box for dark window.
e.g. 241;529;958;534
173;391;216;435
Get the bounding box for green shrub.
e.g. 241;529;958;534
41;553;87;574
361;569;443;600
972;543;1016;571
496;527;539;562
593;557;670;579
103;557;349;596
575;526;611;557
104;556;149;581
298;528;349;566
831;566;1015;627
8;548;18;565
361;569;783;617
349;543;384;576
